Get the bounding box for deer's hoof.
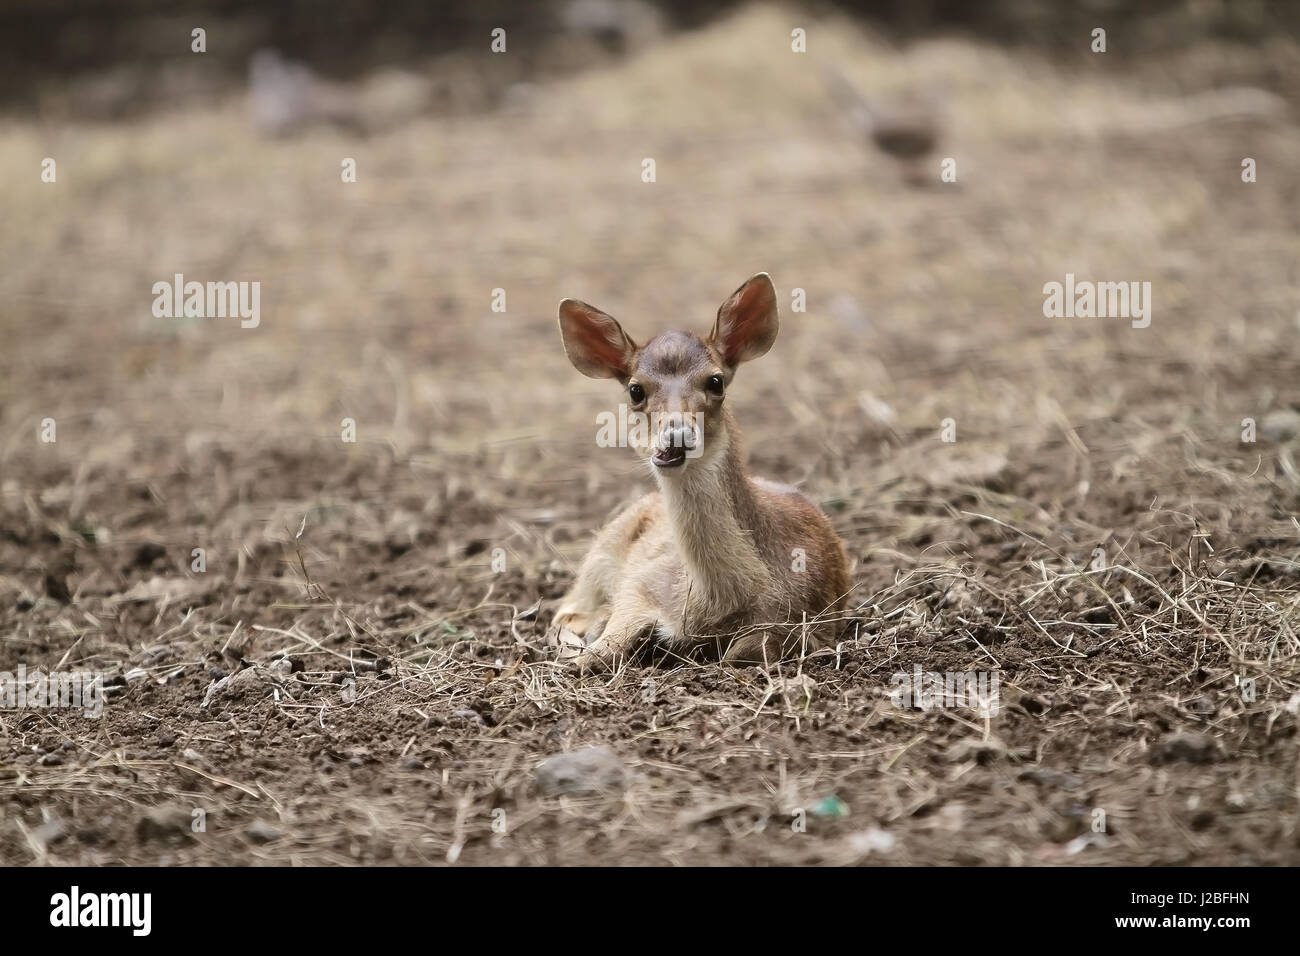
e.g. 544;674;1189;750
547;610;608;660
551;626;588;660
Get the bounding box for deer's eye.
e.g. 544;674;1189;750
706;374;725;396
628;382;646;403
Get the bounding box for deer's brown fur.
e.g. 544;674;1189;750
551;273;851;668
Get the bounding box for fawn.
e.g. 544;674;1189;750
549;273;851;669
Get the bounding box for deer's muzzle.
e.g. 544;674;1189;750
652;415;700;469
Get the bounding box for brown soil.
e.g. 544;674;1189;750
2;5;1299;865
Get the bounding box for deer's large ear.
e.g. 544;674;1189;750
710;273;779;369
558;299;638;381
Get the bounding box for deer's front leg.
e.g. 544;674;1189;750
547;546;617;657
548;577;610;659
549;607;608;659
550;497;662;658
549;556;609;630
572;608;666;672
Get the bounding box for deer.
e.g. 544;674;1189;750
549;273;851;670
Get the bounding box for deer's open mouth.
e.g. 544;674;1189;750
651;445;687;468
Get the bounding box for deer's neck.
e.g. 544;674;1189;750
655;429;772;616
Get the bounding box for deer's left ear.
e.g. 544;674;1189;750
710;273;779;369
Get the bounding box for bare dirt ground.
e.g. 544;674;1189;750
2;5;1299;865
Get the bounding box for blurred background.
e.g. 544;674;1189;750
3;0;1298;600
6;0;1300;117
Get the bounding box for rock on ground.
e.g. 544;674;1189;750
536;745;627;796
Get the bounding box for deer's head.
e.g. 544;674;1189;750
558;273;779;473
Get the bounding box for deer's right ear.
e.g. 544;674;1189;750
558;299;638;381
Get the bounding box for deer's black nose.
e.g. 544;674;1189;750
652;417;699;469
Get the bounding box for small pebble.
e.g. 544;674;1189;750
536;745;627;796
246;821;283;844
